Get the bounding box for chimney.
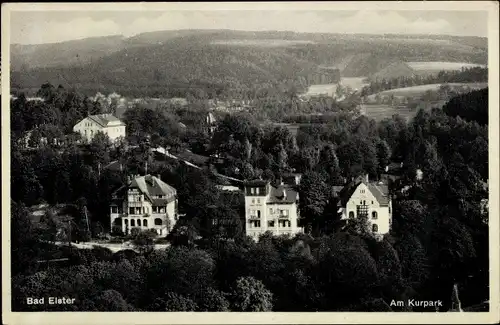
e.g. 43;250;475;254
157;174;161;180
366;174;369;183
281;188;287;200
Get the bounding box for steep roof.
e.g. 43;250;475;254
338;179;390;207
367;183;390;206
87;114;125;127
127;175;177;204
244;180;269;187
267;185;298;205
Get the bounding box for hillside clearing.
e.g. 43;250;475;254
406;61;486;71
369;82;488;98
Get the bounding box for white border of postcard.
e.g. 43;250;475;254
2;1;499;324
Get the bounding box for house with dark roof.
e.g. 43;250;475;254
336;174;393;236
73;113;126;142
110;174;178;236
244;179;302;240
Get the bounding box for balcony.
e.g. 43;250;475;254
128;202;144;208
249;215;260;220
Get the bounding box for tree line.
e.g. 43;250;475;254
10;84;489;311
360;67;488;97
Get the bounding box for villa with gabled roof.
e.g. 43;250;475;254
110;174;178;236
336;174;393;236
73;113;126;142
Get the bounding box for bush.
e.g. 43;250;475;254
133;230;156;254
231;276;273;311
130;227;141;238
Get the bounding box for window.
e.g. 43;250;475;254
279;220;291;227
256;188;260;195
257;210;261;218
159;207;165;213
372;201;374;204
356;205;368;218
124;219;128;225
372;224;378;233
131;219;135;227
251;188;255;194
269;208;273;214
349;211;355;218
158;195;163;198
111;206;118;214
372;211;378;219
137;219;141;227
154;218;163;226
363;200;366;205
268;221;275;227
360;189;365;193
143;219;148;227
129;207;135;215
252;199;255;204
257;198;260;204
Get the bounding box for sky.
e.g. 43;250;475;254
10;8;489;45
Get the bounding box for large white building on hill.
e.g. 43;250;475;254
110;174;178;236
244;180;302;240
73;114;126;142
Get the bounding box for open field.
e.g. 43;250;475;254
369;82;488;99
406;61;486;71
340;77;369;91
305;83;338;96
361;104;422;122
304;77;368;97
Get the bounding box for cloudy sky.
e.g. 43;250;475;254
10;6;489;45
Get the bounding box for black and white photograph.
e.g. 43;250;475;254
2;2;499;324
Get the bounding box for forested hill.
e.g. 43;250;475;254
11;30;487;98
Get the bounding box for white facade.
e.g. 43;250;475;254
73;114;126;142
340;182;392;236
244;181;302;240
110;175;178;236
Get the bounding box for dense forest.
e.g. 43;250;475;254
10;81;489;311
11;30;487;99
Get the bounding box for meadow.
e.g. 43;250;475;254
360;104;417;122
370;82;488;98
406;61;486;71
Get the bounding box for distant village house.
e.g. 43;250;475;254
73;114;126;142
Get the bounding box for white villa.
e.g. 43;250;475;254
336;175;393;236
244;180;302;240
73;114;126;142
110;174;178;236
